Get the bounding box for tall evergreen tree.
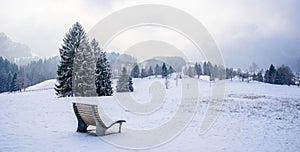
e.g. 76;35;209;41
116;67;131;92
72;36;97;97
264;69;270;83
265;64;276;84
218;65;226;80
93;39;113;96
203;62;208;76
141;68;148;78
129;76;134;92
148;66;153;76
226;68;234;80
268;64;276;84
10;73;19;92
195;63;202;78
0;57;19;93
131;64;140;78
254;70;264;82
154;64;161;77
210;64;218;80
161;62;168;78
55;22;86;97
274;65;294;85
168;66;175;75
207;61;213;77
187;66;195;78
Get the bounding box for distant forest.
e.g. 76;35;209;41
0;53;299;93
0;56;58;93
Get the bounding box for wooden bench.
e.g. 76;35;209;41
72;103;126;136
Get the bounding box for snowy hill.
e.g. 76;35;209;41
0;78;299;151
26;79;56;91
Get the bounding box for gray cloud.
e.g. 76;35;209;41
0;0;299;70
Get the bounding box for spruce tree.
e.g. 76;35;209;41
116;67;130;92
226;68;234;80
187;66;195;78
10;73;19;92
148;66;153;76
264;69;270;83
218;65;226;80
255;71;264;82
93;39;113;96
141;68;148;78
161;63;168;78
131;64;140;78
195;63;202;78
207;61;213;77
55;22;86;97
129;76;134;92
274;65;294;85
154;64;161;77
0;57;19;93
168;66;175;75
203;62;208;76
72;36;97;97
268;64;276;84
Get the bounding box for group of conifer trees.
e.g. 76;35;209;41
55;22;113;97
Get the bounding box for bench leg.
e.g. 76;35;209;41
77;120;88;132
73;103;88;132
118;123;123;133
95;122;106;136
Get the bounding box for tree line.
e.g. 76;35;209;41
0;56;57;93
130;62;175;79
183;61;226;81
183;61;297;86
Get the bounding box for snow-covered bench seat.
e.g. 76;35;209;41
72;103;126;136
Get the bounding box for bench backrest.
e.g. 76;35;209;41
75;103;107;128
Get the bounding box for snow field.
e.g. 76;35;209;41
0;76;299;151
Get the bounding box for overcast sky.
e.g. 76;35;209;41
0;0;299;69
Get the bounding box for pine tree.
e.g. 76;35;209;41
264;64;277;84
218;65;226;80
226;68;234;80
131;64;140;78
0;57;19;93
168;66;175;75
93;39;113;96
274;65;294;85
148;66;153;76
207;61;213;77
187;66;195;78
116;67;131;92
10;73;19;92
255;70;264;82
210;64;218;80
264;69;270;83
154;64;161;77
141;68;148;78
129;76;134;92
268;64;276;84
161;63;168;78
55;22;86;97
72;36;97;97
203;62;208;76
195;63;202;78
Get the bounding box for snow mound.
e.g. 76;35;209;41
26;79;56;91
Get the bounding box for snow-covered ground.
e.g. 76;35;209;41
0;76;299;151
